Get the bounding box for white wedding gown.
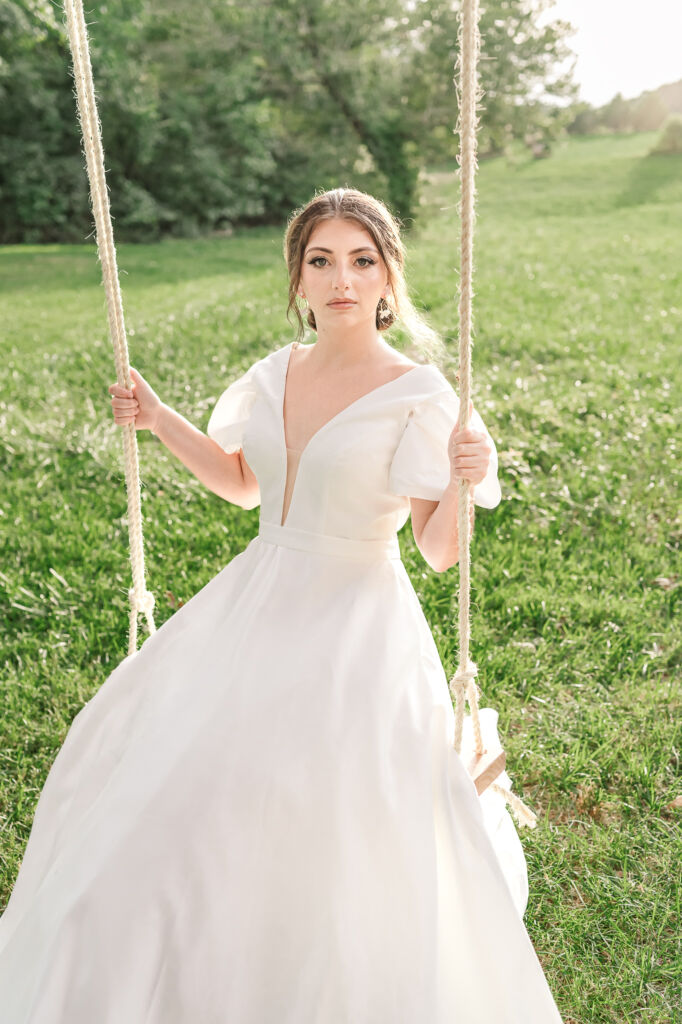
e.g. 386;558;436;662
0;341;563;1022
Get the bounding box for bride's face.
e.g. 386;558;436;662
298;218;391;331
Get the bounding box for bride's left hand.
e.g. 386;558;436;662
447;400;493;487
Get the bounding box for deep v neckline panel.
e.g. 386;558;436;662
281;341;421;457
277;342;423;528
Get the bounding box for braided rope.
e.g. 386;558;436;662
63;0;156;655
453;0;536;829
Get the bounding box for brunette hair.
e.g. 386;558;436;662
283;187;448;366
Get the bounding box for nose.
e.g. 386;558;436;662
332;262;352;291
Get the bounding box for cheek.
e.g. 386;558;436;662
368;264;388;288
358;268;383;291
301;269;323;293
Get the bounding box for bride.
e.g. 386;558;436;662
0;187;563;1023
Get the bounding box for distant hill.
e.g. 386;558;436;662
566;79;682;136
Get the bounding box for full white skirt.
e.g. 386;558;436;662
0;535;563;1022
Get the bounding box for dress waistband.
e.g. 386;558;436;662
258;522;401;562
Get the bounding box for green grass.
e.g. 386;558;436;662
1;131;680;1022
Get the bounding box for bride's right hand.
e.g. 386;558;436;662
108;367;163;432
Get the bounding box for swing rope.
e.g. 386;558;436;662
64;0;156;656
451;0;537;828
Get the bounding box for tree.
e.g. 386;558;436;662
565;101;600;136
243;0;423;224
601;92;633;133
401;0;579;159
0;0;87;241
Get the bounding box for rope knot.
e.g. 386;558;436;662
128;586;155;617
453;663;478;683
448;661;481;702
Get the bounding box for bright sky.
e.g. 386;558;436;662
539;0;682;107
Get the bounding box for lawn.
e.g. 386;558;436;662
1;131;680;1022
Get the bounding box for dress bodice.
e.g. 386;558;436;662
207;342;502;542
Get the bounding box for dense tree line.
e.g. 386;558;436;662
0;0;578;242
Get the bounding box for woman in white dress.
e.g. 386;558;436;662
0;188;563;1022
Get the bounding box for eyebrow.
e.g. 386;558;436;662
305;246;379;255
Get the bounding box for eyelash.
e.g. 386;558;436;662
307;256;376;268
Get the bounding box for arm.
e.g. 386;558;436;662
109;367;259;509
152;404;260;509
410;485;475;573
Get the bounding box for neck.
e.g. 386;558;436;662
308;322;384;369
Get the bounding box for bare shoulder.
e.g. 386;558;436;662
377;341;421;371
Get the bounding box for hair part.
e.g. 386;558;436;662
283;187;448;368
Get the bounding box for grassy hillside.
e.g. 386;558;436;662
1;132;680;1022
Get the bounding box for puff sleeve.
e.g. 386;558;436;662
206;360;260;454
388;389;502;509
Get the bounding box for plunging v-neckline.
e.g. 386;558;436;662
278;341;421;527
281;341;420;455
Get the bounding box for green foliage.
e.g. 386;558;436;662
0;0;85;241
601;92;633;133
1;0;578;241
565;101;601;136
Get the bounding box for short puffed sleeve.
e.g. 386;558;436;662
206;360;260;454
388;389;502;509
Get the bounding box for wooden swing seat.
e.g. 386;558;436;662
467;744;506;796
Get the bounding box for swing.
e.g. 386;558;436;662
63;0;536;828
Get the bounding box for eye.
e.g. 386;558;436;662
306;255;376;268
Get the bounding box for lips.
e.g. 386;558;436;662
328;300;356;306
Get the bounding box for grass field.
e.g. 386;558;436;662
1;131;680;1022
